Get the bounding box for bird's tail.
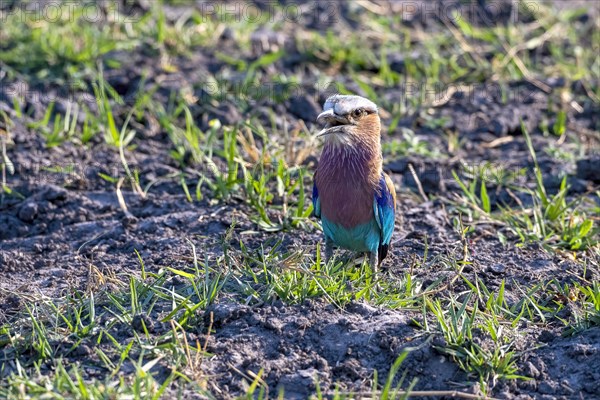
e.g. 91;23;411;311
378;243;389;266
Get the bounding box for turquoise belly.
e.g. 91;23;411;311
321;217;380;253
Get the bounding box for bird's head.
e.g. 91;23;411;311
316;95;381;146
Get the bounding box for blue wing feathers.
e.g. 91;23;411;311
374;175;396;246
312;178;321;219
374;174;396;264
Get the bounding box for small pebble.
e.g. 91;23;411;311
18;202;38;222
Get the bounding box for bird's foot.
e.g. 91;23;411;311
369;252;379;289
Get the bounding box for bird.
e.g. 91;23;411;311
312;94;397;276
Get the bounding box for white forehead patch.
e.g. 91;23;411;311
323;95;378;115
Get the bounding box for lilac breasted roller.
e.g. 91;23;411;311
312;95;397;275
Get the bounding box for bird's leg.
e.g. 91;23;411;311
369;251;379;284
325;238;334;264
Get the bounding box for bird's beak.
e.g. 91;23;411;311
317;109;348;126
316;109;349;137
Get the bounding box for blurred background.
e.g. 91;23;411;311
1;0;598;233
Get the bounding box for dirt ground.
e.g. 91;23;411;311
1;1;599;399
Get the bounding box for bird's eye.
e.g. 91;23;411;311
352;109;363;118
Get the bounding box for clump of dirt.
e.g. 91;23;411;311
203;300;456;397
